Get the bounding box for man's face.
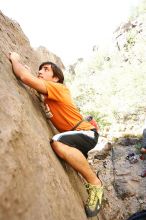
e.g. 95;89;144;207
38;64;56;81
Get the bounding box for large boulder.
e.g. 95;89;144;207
0;11;91;220
35;46;65;70
88;140;146;220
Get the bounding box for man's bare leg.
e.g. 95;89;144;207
51;141;101;186
141;148;146;154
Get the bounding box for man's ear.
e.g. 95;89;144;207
53;76;59;83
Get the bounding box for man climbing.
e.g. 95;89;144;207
9;52;103;217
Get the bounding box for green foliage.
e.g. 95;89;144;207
122;133;142;139
82;110;111;129
135;142;142;154
66;0;146;131
124;31;136;51
130;0;146;18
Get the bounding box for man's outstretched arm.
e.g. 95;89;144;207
9;52;47;94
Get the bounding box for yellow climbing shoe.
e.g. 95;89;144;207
85;183;103;217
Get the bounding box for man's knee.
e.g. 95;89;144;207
50;140;59;151
50;140;66;159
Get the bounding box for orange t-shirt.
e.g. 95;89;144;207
44;81;94;132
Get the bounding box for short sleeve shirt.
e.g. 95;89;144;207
44;81;94;132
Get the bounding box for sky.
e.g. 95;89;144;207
0;0;141;65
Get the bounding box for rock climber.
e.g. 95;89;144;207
9;52;103;217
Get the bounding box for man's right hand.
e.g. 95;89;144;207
9;52;20;62
9;52;47;94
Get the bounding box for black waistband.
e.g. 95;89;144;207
71;120;84;131
90;128;97;132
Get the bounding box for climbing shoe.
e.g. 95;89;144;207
85;183;103;217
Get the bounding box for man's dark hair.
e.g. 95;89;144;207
39;61;64;84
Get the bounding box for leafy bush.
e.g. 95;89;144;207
66;0;146;132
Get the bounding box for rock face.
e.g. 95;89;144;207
0;11;89;220
1;10;145;220
36;46;65;70
88;140;146;220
